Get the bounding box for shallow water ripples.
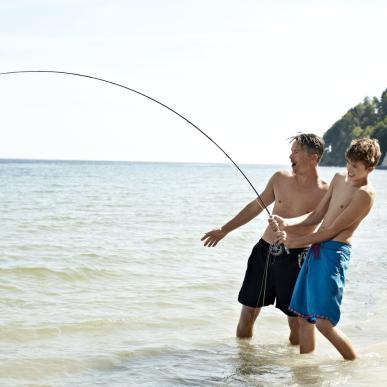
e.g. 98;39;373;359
1;163;387;385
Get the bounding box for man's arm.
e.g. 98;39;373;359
201;172;278;247
277;189;373;247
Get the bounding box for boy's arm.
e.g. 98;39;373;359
271;176;335;231
201;172;278;247
271;211;318;231
290;176;336;229
269;212;316;236
280;189;373;247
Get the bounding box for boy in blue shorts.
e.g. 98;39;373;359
270;138;381;360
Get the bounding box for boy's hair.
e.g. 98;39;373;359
289;133;325;162
346;138;382;168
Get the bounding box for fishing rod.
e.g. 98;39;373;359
0;69;287;253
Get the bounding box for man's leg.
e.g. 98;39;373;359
236;305;261;338
316;318;357;360
298;317;316;353
275;248;309;345
287;316;300;345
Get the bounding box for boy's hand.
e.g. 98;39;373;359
274;230;298;249
269;215;287;231
201;228;228;247
274;230;287;245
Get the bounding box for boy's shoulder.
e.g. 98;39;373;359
333;171;346;180
358;183;375;199
351;181;375;209
332;171;375;199
352;186;375;213
330;172;346;187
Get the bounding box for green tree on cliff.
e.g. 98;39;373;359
322;89;387;166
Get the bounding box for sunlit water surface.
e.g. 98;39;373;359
1;161;386;386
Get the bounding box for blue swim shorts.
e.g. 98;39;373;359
288;240;351;326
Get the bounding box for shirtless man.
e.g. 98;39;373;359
201;134;329;344
271;138;381;360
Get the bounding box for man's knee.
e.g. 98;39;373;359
288;316;300;330
288;316;300;345
237;324;253;338
236;306;260;338
240;305;261;322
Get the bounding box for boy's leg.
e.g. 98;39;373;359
316;318;357;360
287;316;300;345
236;305;261;338
299;317;316;353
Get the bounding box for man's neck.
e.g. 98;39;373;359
294;168;320;186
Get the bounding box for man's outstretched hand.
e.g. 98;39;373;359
201;228;228;247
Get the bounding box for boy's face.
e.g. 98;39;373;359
346;159;372;182
289;142;317;173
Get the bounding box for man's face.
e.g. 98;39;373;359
289;142;315;172
346;159;371;182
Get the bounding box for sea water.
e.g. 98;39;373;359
0;160;386;386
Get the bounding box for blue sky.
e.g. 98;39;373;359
1;0;386;164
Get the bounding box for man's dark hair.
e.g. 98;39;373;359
289;133;325;162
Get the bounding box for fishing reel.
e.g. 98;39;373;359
269;243;290;257
269;243;284;256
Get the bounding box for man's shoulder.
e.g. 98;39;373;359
319;178;330;191
272;170;292;179
269;170;296;187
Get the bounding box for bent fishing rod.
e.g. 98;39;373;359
0;69;287;254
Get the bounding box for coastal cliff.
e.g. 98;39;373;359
321;89;387;167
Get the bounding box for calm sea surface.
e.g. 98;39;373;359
1;160;386;386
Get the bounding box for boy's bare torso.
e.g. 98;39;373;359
319;172;374;244
262;171;328;246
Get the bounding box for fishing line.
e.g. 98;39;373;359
0;70;270;213
253;247;272;318
0;70;287;308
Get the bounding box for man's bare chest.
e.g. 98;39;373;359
274;185;322;215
